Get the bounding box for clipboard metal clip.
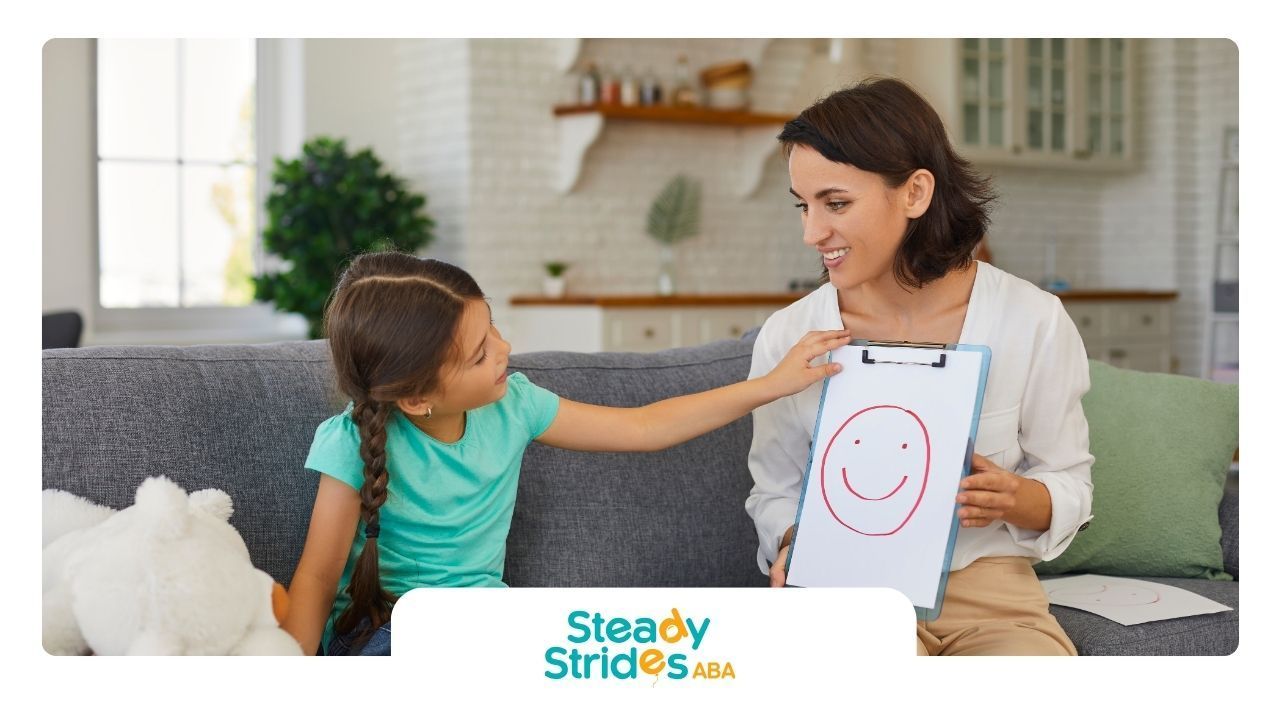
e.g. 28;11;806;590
859;340;948;368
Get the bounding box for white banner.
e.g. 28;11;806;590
394;587;916;687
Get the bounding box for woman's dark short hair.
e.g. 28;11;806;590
778;76;997;289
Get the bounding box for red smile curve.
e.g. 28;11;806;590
842;468;908;501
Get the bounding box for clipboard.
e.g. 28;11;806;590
785;339;992;621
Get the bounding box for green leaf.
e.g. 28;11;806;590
252;135;436;339
646;175;701;245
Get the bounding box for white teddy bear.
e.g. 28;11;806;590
43;475;303;655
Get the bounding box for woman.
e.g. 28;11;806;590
744;77;1094;655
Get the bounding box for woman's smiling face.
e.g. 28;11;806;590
787;144;913;290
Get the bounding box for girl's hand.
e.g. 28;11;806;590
769;544;791;588
769;524;797;588
763;329;851;399
955;453;1021;528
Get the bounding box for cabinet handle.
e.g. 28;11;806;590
643;327;655;339
1109;348;1127;360
729;325;742;337
1080;317;1091;327
1141;314;1153;326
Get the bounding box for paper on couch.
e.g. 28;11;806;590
1040;574;1232;626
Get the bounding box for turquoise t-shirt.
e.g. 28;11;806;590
304;371;560;648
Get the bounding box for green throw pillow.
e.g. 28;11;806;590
1035;360;1237;580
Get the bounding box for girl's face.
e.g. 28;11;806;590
422;298;513;415
787;144;924;291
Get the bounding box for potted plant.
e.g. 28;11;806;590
254;137;435;339
543;261;570;298
646;174;701;295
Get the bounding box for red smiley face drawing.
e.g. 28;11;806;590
820;405;931;536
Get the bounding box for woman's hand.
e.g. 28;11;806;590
955;453;1022;528
762;329;851;399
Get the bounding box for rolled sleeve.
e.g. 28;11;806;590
744;320;810;575
1006;298;1095;561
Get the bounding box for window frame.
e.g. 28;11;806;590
90;38;306;344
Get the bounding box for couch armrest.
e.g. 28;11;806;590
1219;478;1238;580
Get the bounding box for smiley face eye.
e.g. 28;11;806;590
854;439;860;445
901;443;908;450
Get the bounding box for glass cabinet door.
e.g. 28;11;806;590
1025;38;1069;155
951;37;1132;166
1086;38;1128;158
960;38;1009;150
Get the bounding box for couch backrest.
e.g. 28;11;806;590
43;341;341;585
42;338;769;588
506;339;767;588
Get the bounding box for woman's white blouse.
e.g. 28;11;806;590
745;262;1095;575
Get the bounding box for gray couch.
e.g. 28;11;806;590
42;332;1238;655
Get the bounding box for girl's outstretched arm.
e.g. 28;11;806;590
535;329;850;452
282;474;361;655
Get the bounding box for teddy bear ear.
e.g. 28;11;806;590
135;475;191;537
189;489;234;521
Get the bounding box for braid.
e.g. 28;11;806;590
333;396;398;647
321;251;488;652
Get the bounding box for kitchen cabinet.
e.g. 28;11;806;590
1059;292;1177;373
507;294;799;352
509;290;1177;373
900;39;1135;171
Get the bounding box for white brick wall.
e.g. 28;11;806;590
394;38;1236;375
1189;38;1239;377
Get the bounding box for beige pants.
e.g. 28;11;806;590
916;556;1077;656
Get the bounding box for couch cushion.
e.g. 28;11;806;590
43;341;341;585
505;337;767;588
1043;576;1238;655
1035;361;1238;580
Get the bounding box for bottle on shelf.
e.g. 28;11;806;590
619;65;639;107
600;65;621;105
672;54;698;108
578;62;600;106
639;65;663;106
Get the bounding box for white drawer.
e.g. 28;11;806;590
1104;303;1170;339
1100;342;1172;373
684;308;763;345
1062;302;1104;341
604;310;675;352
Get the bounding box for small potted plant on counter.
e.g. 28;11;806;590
543;261;570;298
647;174;701;296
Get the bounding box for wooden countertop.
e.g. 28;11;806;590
510;293;808;307
1053;290;1178;301
509;290;1178;307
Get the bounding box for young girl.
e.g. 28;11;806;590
283;251;850;655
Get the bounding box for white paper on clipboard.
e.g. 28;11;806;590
786;341;990;617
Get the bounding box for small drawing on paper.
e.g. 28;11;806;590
1048;583;1161;607
819;405;932;536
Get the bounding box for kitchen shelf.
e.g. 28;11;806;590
552;103;793;197
553;104;793;126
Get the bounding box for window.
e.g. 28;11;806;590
97;39;258;309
